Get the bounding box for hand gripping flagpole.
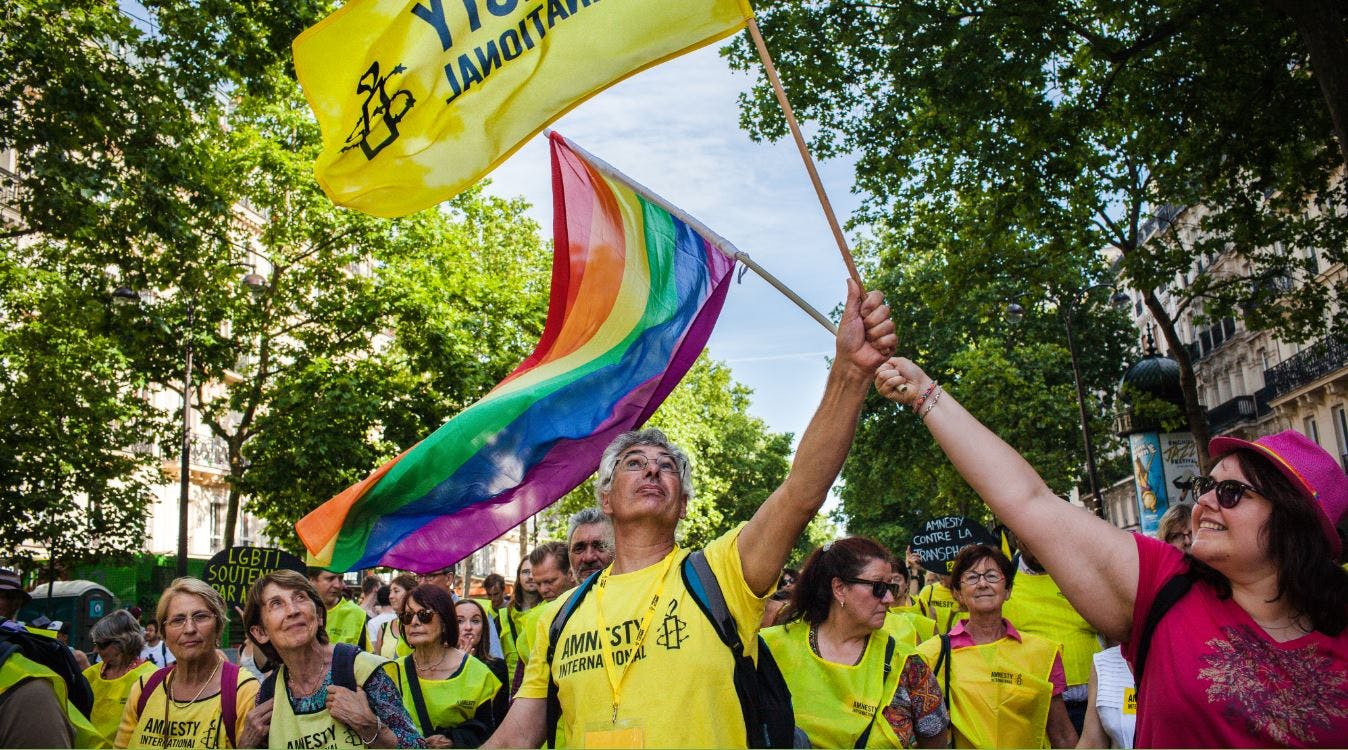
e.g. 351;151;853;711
745;15;863;290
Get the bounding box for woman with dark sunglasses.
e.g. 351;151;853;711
399;586;501;748
84;609;158;745
876;357;1348;747
762;537;950;748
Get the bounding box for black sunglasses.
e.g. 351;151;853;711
1192;475;1262;508
842;577;902;599
94;640;114;650
399;609;435;625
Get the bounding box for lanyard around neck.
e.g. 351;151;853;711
592;548;679;725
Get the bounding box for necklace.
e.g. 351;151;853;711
809;623;865;666
168;657;222;708
414;648;448;672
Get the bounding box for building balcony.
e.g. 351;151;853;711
1205;390;1272;434
1263;335;1348;400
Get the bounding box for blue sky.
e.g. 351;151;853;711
484;44;867;463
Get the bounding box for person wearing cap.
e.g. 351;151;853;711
0;568;30;624
876;356;1348;748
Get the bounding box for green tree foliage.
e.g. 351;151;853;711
1;0;550;557
0;243;162;573
726;0;1348;471
835;232;1134;551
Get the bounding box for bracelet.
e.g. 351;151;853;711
359;715;382;746
911;380;938;413
920;384;944;418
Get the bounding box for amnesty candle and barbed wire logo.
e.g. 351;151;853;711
293;0;753;218
341;61;416;160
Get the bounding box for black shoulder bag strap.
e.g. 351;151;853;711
544;571;600;748
1133;572;1193;696
401;653;435;735
930;634;952;712
331;642;360;690
853;636;897;748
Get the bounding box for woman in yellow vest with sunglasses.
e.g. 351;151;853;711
762;537;950;748
917;544;1077;748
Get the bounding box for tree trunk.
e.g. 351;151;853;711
223;473;242;550
1141;289;1213;471
1265;0;1348;168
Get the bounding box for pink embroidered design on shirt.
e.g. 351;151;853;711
1198;626;1348;745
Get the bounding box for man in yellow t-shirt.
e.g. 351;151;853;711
482;282;897;748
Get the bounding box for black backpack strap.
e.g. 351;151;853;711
682;551;743;653
931;634;951;712
853;636;897;748
544;570;600;748
258;669;277;704
1133;572;1193;698
401;654;435;735
331;642;361;690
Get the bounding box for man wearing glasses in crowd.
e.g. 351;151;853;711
567;507;615;582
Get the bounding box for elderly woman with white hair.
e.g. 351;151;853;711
84;609;158;745
116;577;260;748
486;280;897;748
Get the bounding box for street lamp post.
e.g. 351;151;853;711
113;271;265;576
1008;284;1129;521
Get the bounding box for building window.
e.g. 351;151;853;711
1304;417;1321;447
1334;406;1348;473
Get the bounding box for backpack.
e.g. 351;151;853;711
258;642;362;703
0;619;95;718
1131;572;1194;698
135;661;245;748
543;551;797;748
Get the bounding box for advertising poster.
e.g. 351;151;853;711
1129;432;1169;535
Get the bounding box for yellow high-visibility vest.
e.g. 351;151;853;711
917;631;1060;749
267;651;393;749
1003;571;1100;686
763;622;907;748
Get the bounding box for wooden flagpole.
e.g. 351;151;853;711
746;16;862;288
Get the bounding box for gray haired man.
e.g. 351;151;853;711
567;507;615;582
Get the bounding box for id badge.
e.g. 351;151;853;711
582;718;645;748
1123;687;1138;715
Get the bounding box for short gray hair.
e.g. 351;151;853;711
90;609;145;657
568;507;614;541
595;429;694;503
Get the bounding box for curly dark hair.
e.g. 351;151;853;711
783;537;891;626
405;585;459;648
1187;450;1348;635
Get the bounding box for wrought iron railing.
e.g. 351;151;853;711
1263;335;1348;399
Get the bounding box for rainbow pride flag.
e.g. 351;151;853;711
296;132;738;572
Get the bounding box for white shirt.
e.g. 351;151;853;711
139;640;175;667
1093;645;1137;749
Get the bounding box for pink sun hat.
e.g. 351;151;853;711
1209;430;1348;558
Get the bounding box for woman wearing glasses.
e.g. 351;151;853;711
876;357;1348;747
116;578;259;748
84;609;158;745
398;586;501;748
916;545;1075;748
762;537;950;748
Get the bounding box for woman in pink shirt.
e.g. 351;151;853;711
875;357;1348;747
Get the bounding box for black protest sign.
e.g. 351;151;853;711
910;517;998;575
204;546;306;608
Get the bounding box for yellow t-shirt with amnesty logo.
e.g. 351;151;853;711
519;524;768;748
116;665;260;748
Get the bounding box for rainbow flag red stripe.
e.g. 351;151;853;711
296;132;737;572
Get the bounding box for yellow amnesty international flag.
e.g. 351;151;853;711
293;0;755;218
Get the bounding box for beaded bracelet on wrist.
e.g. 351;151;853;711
911;380;939;413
